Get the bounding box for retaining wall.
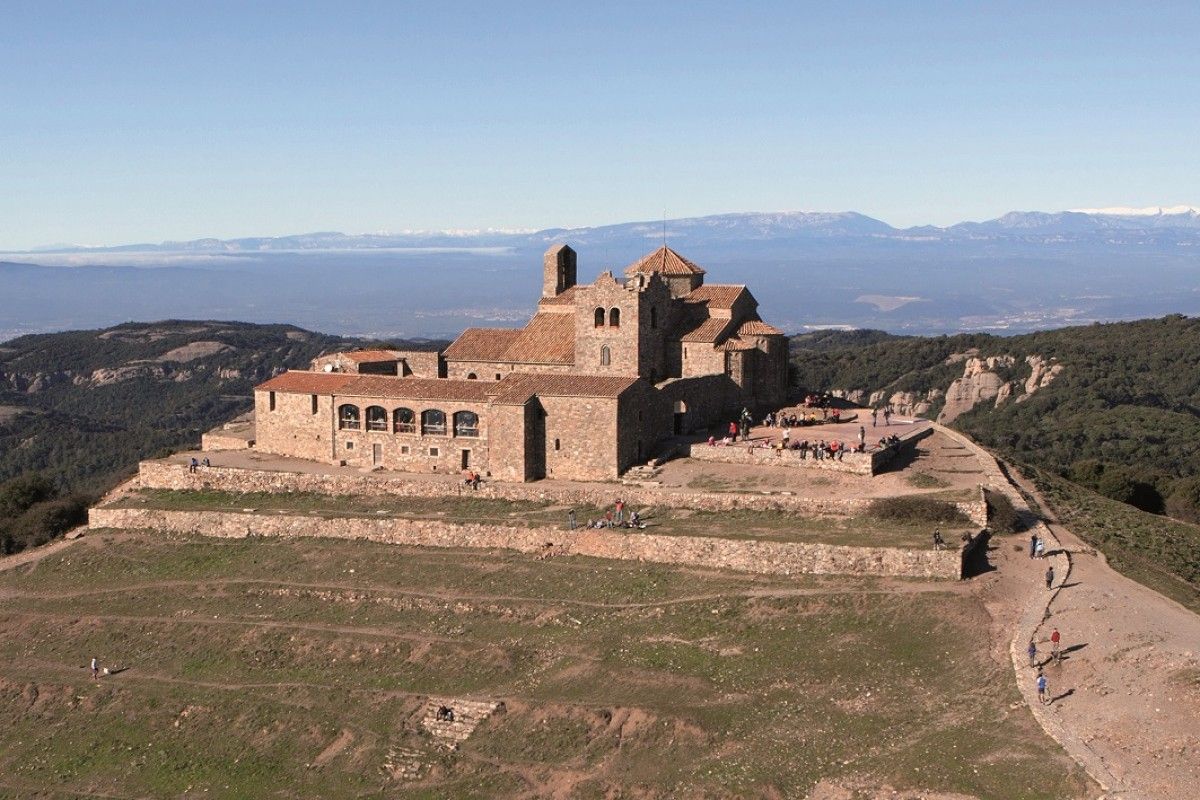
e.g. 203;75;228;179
135;460;987;525
89;506;964;581
684;426;932;476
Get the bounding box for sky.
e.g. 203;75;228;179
1;1;1198;250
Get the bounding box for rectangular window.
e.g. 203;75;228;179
346;441;354;450
268;391;276;411
495;373;501;381
311;394;318;414
401;445;410;455
429;447;440;457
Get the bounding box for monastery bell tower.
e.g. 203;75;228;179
542;244;577;299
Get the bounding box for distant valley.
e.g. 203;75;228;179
3;207;1200;341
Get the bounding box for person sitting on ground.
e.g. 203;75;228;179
202;457;211;468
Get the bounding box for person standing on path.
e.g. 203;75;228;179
91;656;99;682
1029;534;1038;559
1051;628;1061;662
614;499;625;525
1036;671;1049;705
568;509;576;530
858;425;866;449
1027;640;1038;668
1045;565;1055;589
871;408;878;427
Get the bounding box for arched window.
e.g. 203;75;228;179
609;307;620;327
650;306;657;329
365;405;388;432
421;409;446;436
338;404;360;430
453;410;479;438
393;407;415;433
594;307;605;328
600;345;611;366
466;373;477;380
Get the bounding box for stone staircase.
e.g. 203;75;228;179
621;464;662;486
381;746;428;781
420;698;504;749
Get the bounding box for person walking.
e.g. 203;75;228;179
90;656;99;682
1027;640;1038;668
1045;565;1055;590
1036;671;1049;705
1029;534;1038;559
871;408;878;427
568;509;576;530
858;425;866;449
932;529;945;551
1050;628;1061;662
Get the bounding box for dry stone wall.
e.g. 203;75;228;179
88;506;964;580
136;460;987;525
686;426;932;476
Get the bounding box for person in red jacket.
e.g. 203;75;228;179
1050;628;1062;662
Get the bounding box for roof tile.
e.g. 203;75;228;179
623;246;706;277
489;372;639;404
444;313;575;365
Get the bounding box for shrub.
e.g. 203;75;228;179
985;489;1023;533
868;496;968;525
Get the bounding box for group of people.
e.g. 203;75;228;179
761;408;839;427
567;500;645;531
187;457;211;473
870;406;893;427
461;470;482;490
1028;628;1066;705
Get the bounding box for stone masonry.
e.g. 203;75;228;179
88;506;966;580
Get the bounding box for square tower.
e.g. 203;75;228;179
543;244;577;299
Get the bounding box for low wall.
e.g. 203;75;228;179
136;460;987;524
200;432;254;451
685;426;932;477
89;507;964;581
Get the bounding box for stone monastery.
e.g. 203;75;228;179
253;245;788;482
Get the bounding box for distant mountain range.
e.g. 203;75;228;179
13;206;1200;256
3;207;1199;341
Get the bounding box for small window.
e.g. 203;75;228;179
346;441;354;450
600;345;611;366
429;447;440;457
554;438;561;451
268;391;276;411
311;394;318;414
650;306;657;328
609;308;620;327
401;445;410;454
495;373;501;381
594;307;605;327
467;373;477;380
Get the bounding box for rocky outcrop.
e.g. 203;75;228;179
937;356;1014;423
1017;355;1064;403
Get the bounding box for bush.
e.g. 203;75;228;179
868;496;968;525
985;489;1023;533
1166;477;1200;525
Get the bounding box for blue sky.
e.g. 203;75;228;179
1;1;1197;249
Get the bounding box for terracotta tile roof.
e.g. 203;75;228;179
683;284;747;309
719;337;758;352
678;316;734;343
341;375;493;402
537;285;579;306
443;313;576;365
623;246;706;277
737;319;783;336
338;349;402;363
442;328;524;362
255;371;493;402
256;371;357;394
489;372;640;405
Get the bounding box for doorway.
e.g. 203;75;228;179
460;449;471;470
672;400;687;435
372;443;382;466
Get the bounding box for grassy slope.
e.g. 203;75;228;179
0;533;1094;799
1028;466;1200;614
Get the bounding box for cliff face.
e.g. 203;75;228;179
833;353;1063;422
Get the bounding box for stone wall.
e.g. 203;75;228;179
684;425;932;477
89;506;964;581
135;460;988;525
200;431;253;451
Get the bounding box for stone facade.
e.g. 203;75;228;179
251;244;791;482
685;426;933;477
89;506;965;581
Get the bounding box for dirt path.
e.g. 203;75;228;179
994;464;1200;799
0;535;80;573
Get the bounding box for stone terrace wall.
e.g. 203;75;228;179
686;426;933;477
136;460;987;524
89;507;964;581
